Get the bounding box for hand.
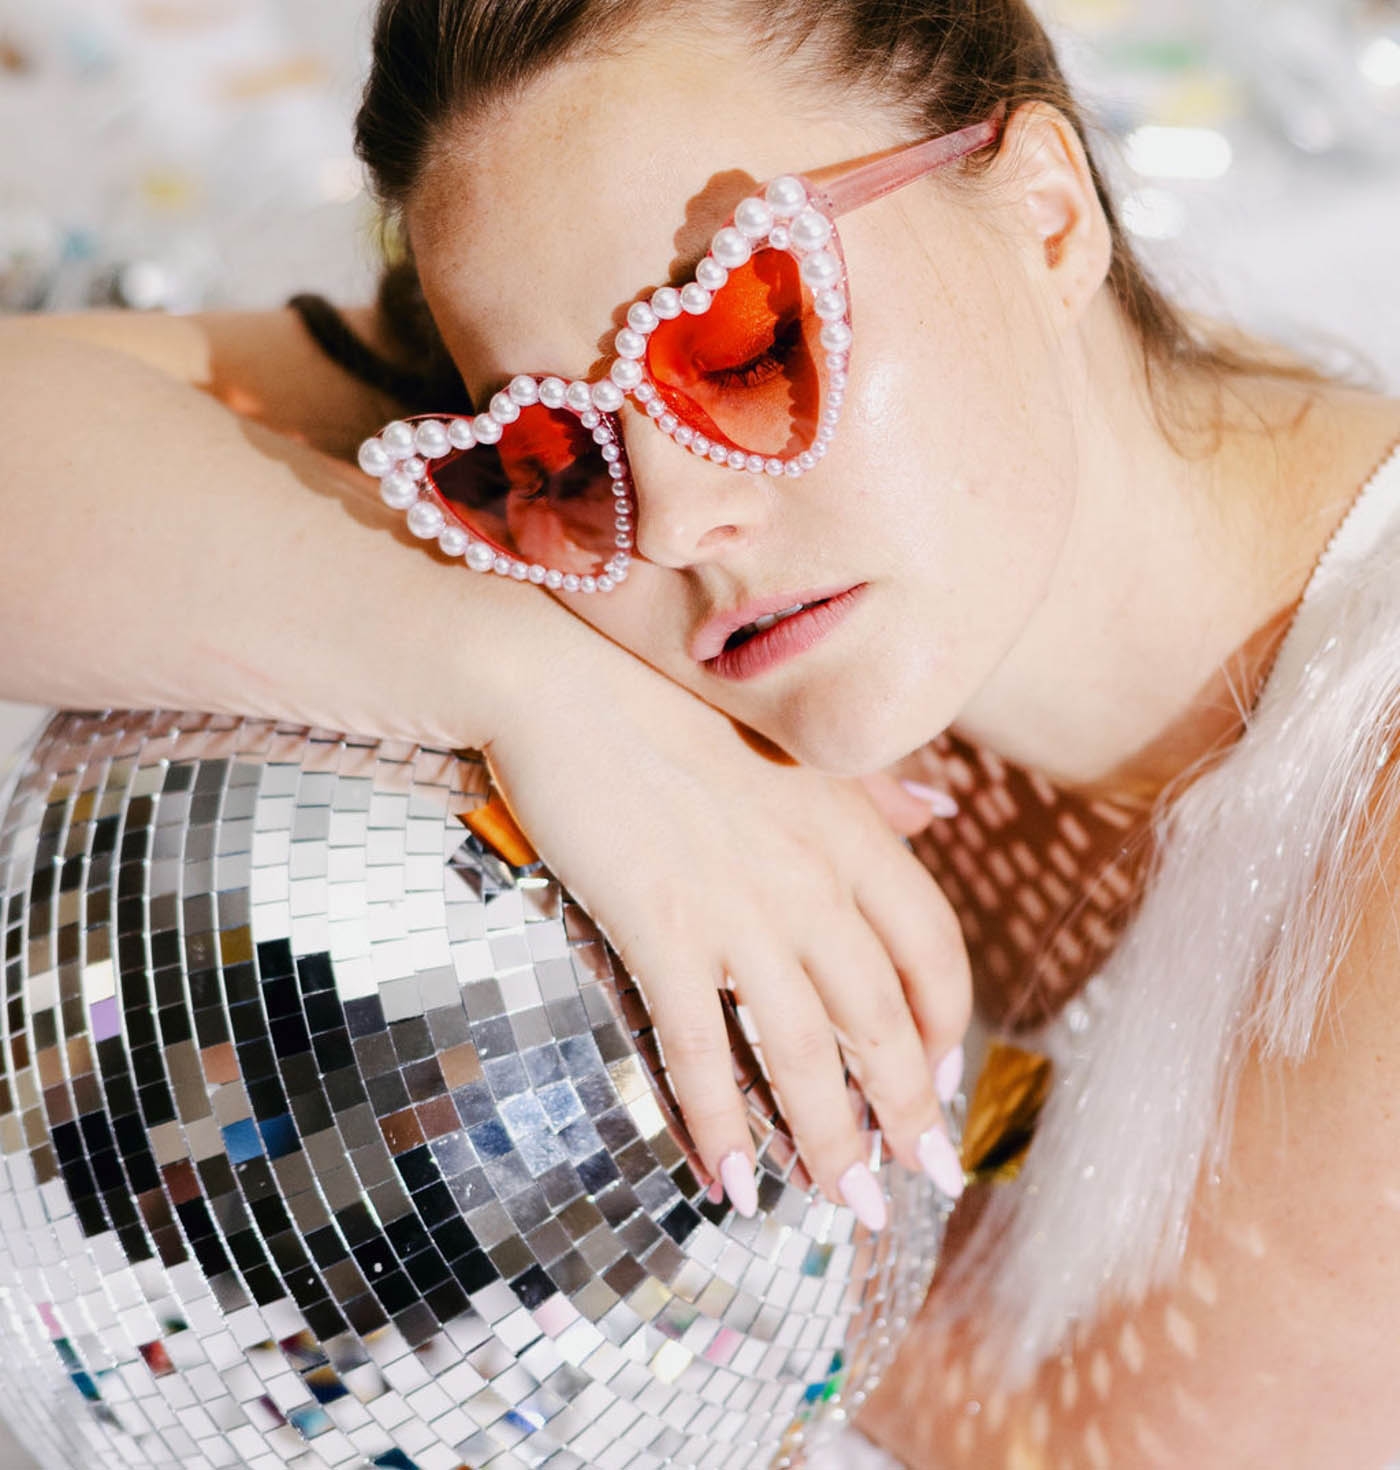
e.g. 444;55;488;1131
483;652;971;1228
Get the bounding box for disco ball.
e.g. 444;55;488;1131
0;711;945;1470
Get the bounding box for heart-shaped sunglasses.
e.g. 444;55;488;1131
358;111;1004;594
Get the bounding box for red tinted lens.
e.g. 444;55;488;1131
645;249;827;458
427;404;623;575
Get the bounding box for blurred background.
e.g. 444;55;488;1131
0;1;1397;1464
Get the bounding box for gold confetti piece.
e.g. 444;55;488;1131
961;1040;1053;1184
461;792;539;868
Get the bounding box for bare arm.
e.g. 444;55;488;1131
0;316;576;746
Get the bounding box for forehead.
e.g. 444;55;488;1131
408;25;892;383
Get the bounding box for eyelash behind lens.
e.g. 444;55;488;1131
703;315;804;391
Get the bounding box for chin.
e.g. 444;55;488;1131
762;679;938;778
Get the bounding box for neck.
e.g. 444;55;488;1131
950;306;1400;813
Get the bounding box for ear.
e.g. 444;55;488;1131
995;102;1113;328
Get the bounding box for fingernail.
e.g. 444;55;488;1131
934;1044;965;1104
899;779;959;819
719;1151;759;1217
917;1125;966;1200
838;1162;888;1232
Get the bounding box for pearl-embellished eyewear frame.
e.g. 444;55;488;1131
359;110;1005;593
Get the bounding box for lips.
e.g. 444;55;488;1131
701;585;867;682
690;584;863;664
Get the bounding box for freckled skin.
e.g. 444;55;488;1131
409;25;1082;779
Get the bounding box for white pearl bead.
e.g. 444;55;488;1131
798;451;816;471
814;289;847;322
609;357;643;391
768;225;791;251
615;327;647;359
580;576;597;594
539;377;568;409
438;524;469;557
608;461;627;478
615;515;632;531
489;391;520;424
734;197;775;238
813;441;828;458
508;375;540;407
800;250;842;288
645;398;666;419
466;542;495;572
785;461;803;477
592;425;611;445
581;409;600;429
627;301;659;334
414;421;450;459
726;449;747;470
596;575;614;593
695;258;728;291
592;380;625;413
710;227;751;269
563;574;581;592
380;471;418;509
659;412;678;433
601;443;621;462
634;381;656;403
381;420;416;458
827;354;848;373
472;414;503;445
528;564;547;584
493;556;511;575
611;565;629;582
615;533;630;549
692;435;711;455
680;283;711;315
650;286;682;319
565;381;593;413
766;458;785;476
406;500;445;539
545;570;564;590
401;456;426;482
765;175;807;216
709;445;729;464
746;454;765;473
358;438;393;478
820;322;854;354
790;208;833;251
831;371;849;391
510;562;528;580
817;424;834;442
822;405;841;425
675;426;694;447
448;418;476;450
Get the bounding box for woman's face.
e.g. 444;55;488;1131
409;23;1086;777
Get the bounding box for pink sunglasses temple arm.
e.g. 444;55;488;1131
812;107;1007;218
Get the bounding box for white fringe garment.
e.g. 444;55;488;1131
935;445;1400;1388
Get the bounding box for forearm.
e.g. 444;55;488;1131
22;305;406;462
0;321;592;749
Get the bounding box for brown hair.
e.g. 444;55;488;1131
322;0;1312;416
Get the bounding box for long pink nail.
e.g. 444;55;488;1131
917;1126;966;1200
838;1162;888;1232
935;1044;965;1104
719;1152;759;1217
899;779;959;819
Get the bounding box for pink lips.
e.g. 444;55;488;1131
702;585;867;682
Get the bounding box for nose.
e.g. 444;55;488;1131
622;411;774;569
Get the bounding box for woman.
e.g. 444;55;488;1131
3;0;1399;1463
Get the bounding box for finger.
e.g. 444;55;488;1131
732;955;888;1231
856;770;938;837
625;950;760;1218
804;926;964;1204
855;851;973;1077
